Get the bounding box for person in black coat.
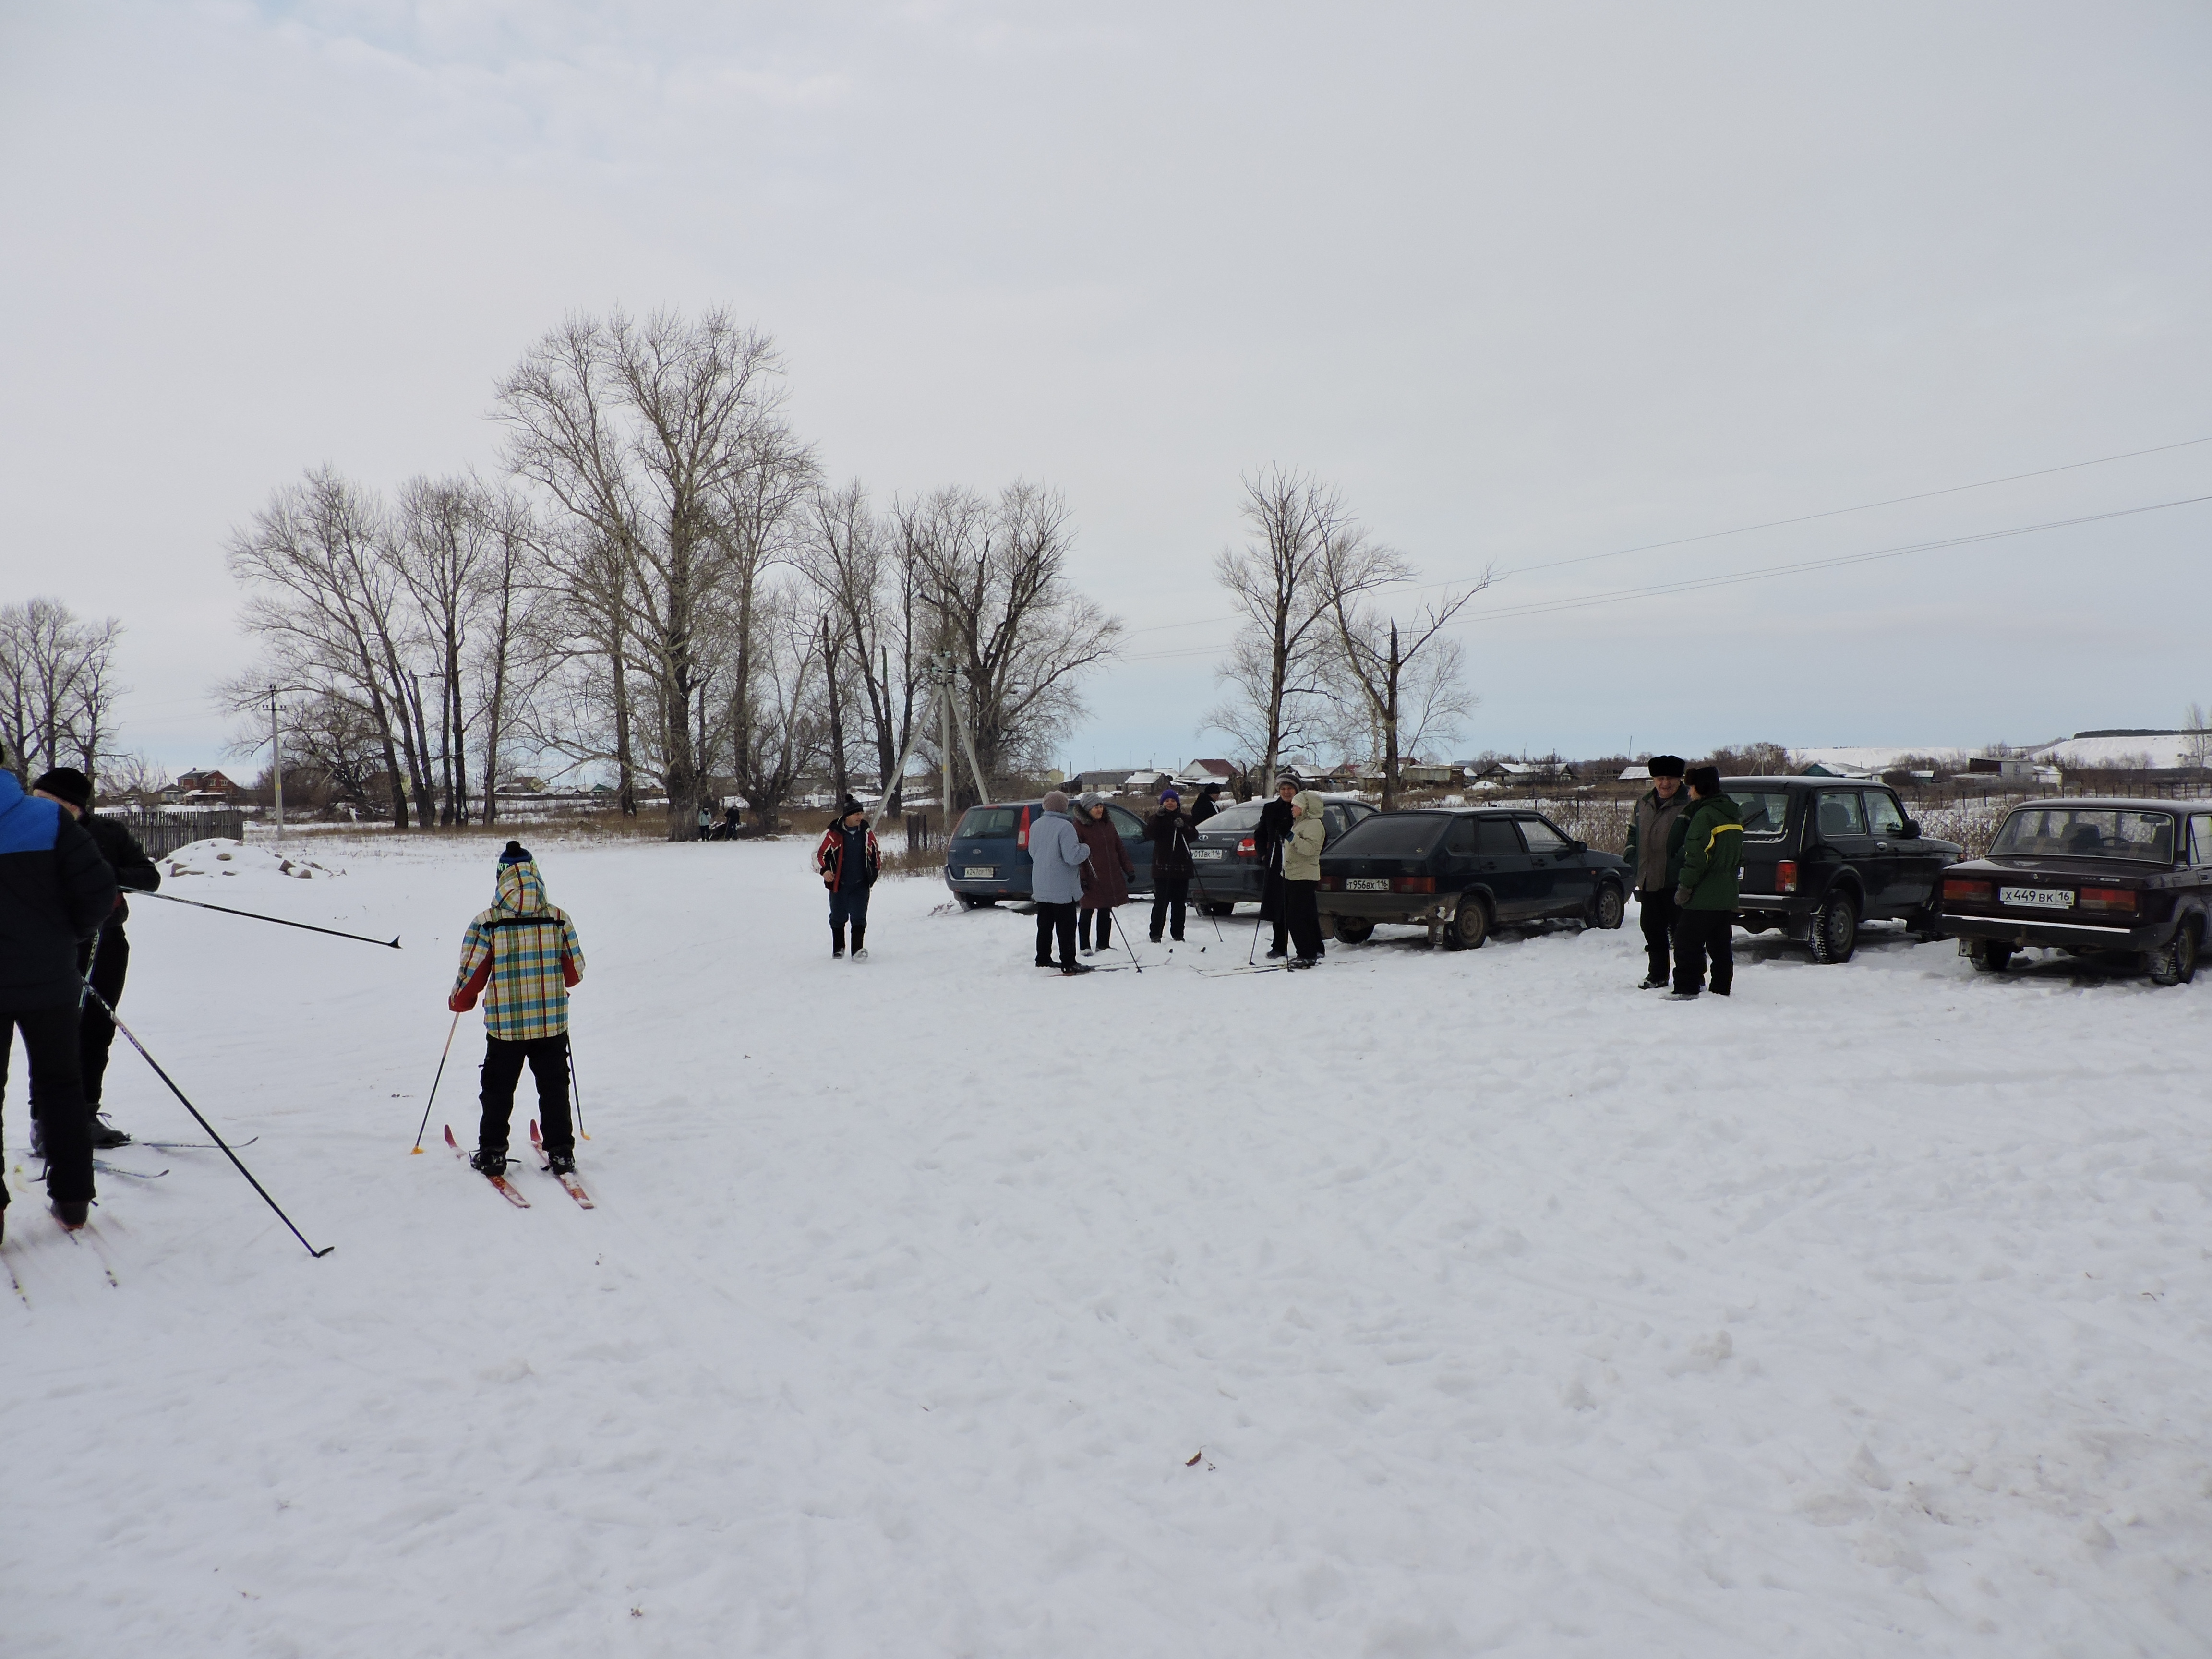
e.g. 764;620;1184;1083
1144;788;1196;942
31;769;158;1149
1190;782;1222;828
0;751;120;1235
1255;775;1298;959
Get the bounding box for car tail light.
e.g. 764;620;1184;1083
1392;876;1435;893
1942;877;1993;902
1237;837;1257;859
1016;805;1030;849
1320;875;1340;891
2079;887;2136;913
1776;860;1798;895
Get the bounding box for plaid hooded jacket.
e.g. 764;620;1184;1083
448;858;585;1040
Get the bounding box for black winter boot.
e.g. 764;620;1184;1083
470;1148;508;1177
832;923;846;960
851;925;868;961
88;1113;131;1149
51;1198;88;1230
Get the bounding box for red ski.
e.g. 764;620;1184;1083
530;1120;596;1209
445;1124;529;1208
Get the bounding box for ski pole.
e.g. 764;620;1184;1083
79;982;334;1259
567;1039;590;1141
1189;865;1227;943
140;890;400;949
1112;913;1143;973
410;1009;462;1154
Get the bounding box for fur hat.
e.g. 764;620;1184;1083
1647;755;1685;779
31;767;92;810
498;839;534;865
1685;765;1721;795
1042;790;1071;813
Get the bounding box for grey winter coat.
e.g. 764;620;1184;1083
1028;810;1092;904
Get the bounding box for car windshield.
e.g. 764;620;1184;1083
1203;803;1264;833
1730;791;1790;835
1331;814;1448;857
956;806;1021;838
1989;806;2176;863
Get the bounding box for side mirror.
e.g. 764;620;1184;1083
1570;839;1587;854
1898;818;1921;839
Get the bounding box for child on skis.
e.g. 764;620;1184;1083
448;841;586;1176
814;796;881;959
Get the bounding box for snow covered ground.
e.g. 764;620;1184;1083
6;833;2210;1657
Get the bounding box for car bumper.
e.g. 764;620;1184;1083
1318;892;1457;926
1732;895;1817;919
1187;858;1262;901
945;869;1030;900
1939;912;2165;952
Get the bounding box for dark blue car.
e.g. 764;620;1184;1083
944;799;1156;907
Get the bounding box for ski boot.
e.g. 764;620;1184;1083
548;1150;577;1177
89;1114;132;1150
470;1147;509;1177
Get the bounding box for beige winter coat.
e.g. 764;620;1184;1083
1281;791;1328;881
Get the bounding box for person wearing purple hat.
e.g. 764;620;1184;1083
1144;787;1196;943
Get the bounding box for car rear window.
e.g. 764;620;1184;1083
1205;803;1264;833
1332;814;1449;857
1730;791;1790;836
956;807;1021;838
1990;806;2176;862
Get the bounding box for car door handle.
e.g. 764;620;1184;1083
1875;842;1890;850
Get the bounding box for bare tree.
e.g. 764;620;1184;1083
728;577;831;830
1202;469;1347;793
0;598;125;783
1318;524;1488;812
805;481;924;809
497;308;815;839
2183;703;2212;773
913;481;1119;793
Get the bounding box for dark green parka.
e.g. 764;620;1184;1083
1674;793;1745;911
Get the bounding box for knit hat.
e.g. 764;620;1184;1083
498;839;534;865
1159;787;1180;805
1042;790;1071;813
1685;765;1721;795
1647;755;1685;779
838;795;866;819
31;767;92;810
1274;774;1298;792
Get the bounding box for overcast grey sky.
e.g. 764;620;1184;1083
4;1;2209;778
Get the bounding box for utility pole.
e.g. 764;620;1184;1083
269;686;284;839
938;651;954;826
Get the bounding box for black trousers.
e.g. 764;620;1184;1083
1150;876;1189;941
830;888;870;949
1078;906;1116;950
1261;872;1289;952
1671;909;1734;995
1034;902;1078;967
479;1032;573;1157
1285;880;1324;960
1;1005;95;1205
1637;889;1679;981
80;925;127;1108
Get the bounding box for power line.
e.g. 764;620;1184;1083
1120;492;2212;662
1118;431;2212;639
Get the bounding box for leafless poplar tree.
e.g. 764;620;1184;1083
0;597;124;784
805;481;923;810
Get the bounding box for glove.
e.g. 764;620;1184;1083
448;988;478;1013
1673;888;1693;908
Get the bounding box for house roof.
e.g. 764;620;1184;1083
1175;758;1236;780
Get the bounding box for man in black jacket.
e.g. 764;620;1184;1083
1145;788;1195;942
0;751;119;1235
32;769;159;1148
1255;775;1298;959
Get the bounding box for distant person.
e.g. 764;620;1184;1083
722;804;742;839
1145;788;1196;943
1669;766;1743;1000
1281;786;1328;968
29;768;158;1152
447;841;586;1178
1074;794;1135;956
1256;775;1297;959
0;744;119;1234
1190;782;1222;827
1029;791;1092;975
1623;755;1692;990
697;800;712;841
814;796;880;960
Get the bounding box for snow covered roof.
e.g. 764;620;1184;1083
1174;758;1236;783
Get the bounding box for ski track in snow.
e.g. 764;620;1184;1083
5;835;2210;1657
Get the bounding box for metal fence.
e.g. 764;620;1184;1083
111;810;247;858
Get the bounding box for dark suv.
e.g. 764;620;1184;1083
1725;777;1962;962
1188;797;1376;913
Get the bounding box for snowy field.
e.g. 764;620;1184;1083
6;834;2210;1658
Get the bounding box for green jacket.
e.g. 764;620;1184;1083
1622;787;1694;893
1674;793;1744;911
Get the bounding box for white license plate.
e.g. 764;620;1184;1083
1346;878;1391;892
2000;885;2072;910
1192;847;1226;860
961;866;996;879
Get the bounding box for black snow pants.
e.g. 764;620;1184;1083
1285;879;1324;961
1078;906;1116;951
1261;871;1289;954
1671;909;1734;996
78;925;128;1109
1637;889;1678;983
1034;902;1078;968
1;1006;95;1206
1149;877;1189;941
479;1032;573;1158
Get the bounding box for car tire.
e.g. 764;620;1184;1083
1443;895;1491;951
2146;920;2200;986
1807;890;1858;963
1586;882;1625;931
1203;902;1235;917
957;895;995;910
1969;938;2014;973
1333;916;1375;945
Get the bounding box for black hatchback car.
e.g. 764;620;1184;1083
1318;808;1629;949
1725;777;1963;962
1935;798;2212;984
1187;797;1377;913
